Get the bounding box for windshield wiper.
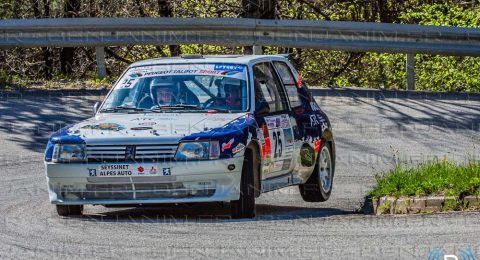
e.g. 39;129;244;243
100;106;146;113
150;104;203;112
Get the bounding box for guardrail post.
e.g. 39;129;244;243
253;45;263;55
406;53;415;90
95;46;106;80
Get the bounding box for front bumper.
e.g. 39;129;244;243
45;157;243;205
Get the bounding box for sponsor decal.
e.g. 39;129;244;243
232;143;246;154
81;123;125;131
129;72;143;78
262;137;271;160
283;128;294;147
92;164;166;177
314;139;321;153
300;147;315;167
98;164;133;177
214;64;244;72
282;159;292;170
138;121;157;126
163;168;171;176
263;115;293;162
119;78;137;89
265;114;290;129
121;64;247;82
310;102;321;111
273;160;284;171
221;138;235;152
297;75;302;87
130;126;153;131
149;166;158;175
310;114;326;128
88;169;97;177
261;124;271;160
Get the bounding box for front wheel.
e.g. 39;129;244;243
299;141;334;202
230;149;256;219
56;205;83;216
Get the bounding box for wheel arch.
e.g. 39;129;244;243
321;128;336;174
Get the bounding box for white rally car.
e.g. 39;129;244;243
44;55;335;218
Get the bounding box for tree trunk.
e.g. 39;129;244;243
240;0;276;54
157;0;181;56
60;0;80;75
32;0;53;79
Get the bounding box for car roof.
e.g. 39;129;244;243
129;55;289;68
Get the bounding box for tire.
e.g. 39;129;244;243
299;141;334;202
230;149;256;219
56;205;83;216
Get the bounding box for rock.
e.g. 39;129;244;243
443;196;458;211
409;197;426;214
463;196;480;209
394;197;409;214
425;196;444;212
377;196;395;215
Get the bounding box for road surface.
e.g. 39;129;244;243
0;89;479;259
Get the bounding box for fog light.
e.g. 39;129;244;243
227;164;235;171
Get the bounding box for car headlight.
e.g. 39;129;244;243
175;141;220;160
52;144;86;163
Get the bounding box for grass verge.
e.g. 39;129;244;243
368;160;480;198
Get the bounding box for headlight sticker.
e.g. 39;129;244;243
232;143;245;154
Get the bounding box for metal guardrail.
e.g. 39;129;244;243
2;17;480;88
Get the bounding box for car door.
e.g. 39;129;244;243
272;60;328;183
252;62;295;182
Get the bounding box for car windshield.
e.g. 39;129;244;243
101;63;249;113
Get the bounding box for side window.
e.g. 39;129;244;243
253;62;289;113
273;61;303;108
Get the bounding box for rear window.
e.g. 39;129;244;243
273;61;303;108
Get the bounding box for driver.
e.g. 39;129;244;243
150;77;200;107
209;78;243;110
150;77;178;106
223;78;242;110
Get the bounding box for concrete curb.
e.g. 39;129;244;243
0;89;108;99
310;87;480;101
367;195;480;215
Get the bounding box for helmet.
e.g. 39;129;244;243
222;78;241;97
150;77;178;105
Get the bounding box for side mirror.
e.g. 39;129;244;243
93;102;101;115
254;100;270;116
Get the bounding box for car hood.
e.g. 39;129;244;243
62;112;247;145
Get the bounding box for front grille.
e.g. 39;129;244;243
86;144;177;162
60;182;216;200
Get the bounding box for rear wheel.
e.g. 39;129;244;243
299;141;334;202
230;149;256;219
56;205;83;216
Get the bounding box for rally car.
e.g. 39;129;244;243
44;54;335;218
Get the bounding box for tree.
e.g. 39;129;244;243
240;0;277;54
158;0;181;56
60;0;81;75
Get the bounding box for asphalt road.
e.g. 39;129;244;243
0;89;479;259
